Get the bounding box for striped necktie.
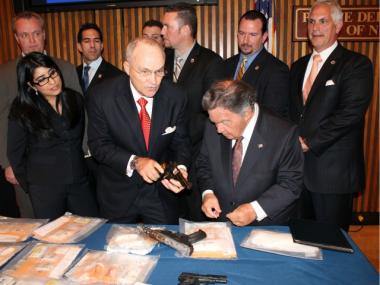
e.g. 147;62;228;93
232;136;243;186
173;56;183;83
236;56;247;81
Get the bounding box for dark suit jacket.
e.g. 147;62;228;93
224;49;290;118
86;74;191;222
7;90;87;192
77;58;123;95
164;43;223;152
289;44;373;194
0;57;82;169
196;108;304;225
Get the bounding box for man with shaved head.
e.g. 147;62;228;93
87;38;191;224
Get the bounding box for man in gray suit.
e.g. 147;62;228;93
0;11;82;217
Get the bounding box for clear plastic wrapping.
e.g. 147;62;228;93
0;243;28;267
0;275;75;285
32;213;106;243
64;250;159;284
105;225;159;255
179;219;237;259
0;218;48;242
1;242;84;279
240;229;323;260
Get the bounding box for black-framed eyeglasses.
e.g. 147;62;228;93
32;69;59;86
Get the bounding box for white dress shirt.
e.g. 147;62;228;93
302;41;338;90
83;56;103;85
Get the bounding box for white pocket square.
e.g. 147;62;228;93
162;126;176;135
325;80;335;86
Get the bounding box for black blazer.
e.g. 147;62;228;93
87;74;192;222
196;108;304;225
289;44;373;194
7;90;87;191
224;49;290;118
77;59;123;95
164;43;223;151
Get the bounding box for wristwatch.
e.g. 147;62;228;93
130;156;139;170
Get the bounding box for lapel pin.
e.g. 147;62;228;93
258;144;264;149
255;65;260;70
330;60;336;65
190;58;195;63
98;74;103;79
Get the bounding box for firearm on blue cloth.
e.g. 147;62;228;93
178;272;228;285
137;225;206;256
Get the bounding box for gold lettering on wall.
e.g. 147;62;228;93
293;6;380;41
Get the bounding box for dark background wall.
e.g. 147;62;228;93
0;0;378;213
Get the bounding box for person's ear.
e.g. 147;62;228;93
123;61;130;75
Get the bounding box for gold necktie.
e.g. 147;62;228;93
303;54;322;104
236;56;247;81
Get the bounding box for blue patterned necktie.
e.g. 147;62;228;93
82;65;91;91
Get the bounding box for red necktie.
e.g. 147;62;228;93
232;137;243;186
137;97;151;150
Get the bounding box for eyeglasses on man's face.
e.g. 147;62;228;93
132;66;166;78
33;68;59;86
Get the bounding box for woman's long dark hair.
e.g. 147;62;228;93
9;52;81;138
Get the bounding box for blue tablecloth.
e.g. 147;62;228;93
82;224;378;285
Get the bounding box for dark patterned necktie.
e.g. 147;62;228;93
82;65;91;91
232;136;243;186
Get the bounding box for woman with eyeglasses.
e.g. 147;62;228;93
7;52;98;219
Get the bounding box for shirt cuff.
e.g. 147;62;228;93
202;190;214;200
250;201;267;221
126;155;136;177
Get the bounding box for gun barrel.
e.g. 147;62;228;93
179;272;228;284
137;226;193;256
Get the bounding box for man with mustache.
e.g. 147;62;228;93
289;0;373;231
86;38;191;224
224;10;289;118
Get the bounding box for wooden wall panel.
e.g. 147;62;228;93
0;0;378;212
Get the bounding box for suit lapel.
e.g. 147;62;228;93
177;43;200;84
305;45;343;105
220;136;233;190
242;49;267;83
87;59;106;93
164;48;175;81
149;88;167;155
296;56;310;109
115;83;147;154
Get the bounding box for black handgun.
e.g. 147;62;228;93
161;161;192;189
178;272;228;285
137;225;206;256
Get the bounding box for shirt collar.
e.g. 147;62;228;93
175;41;196;63
241;103;259;141
130;80;154;104
312;41;338;63
84;56;103;69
